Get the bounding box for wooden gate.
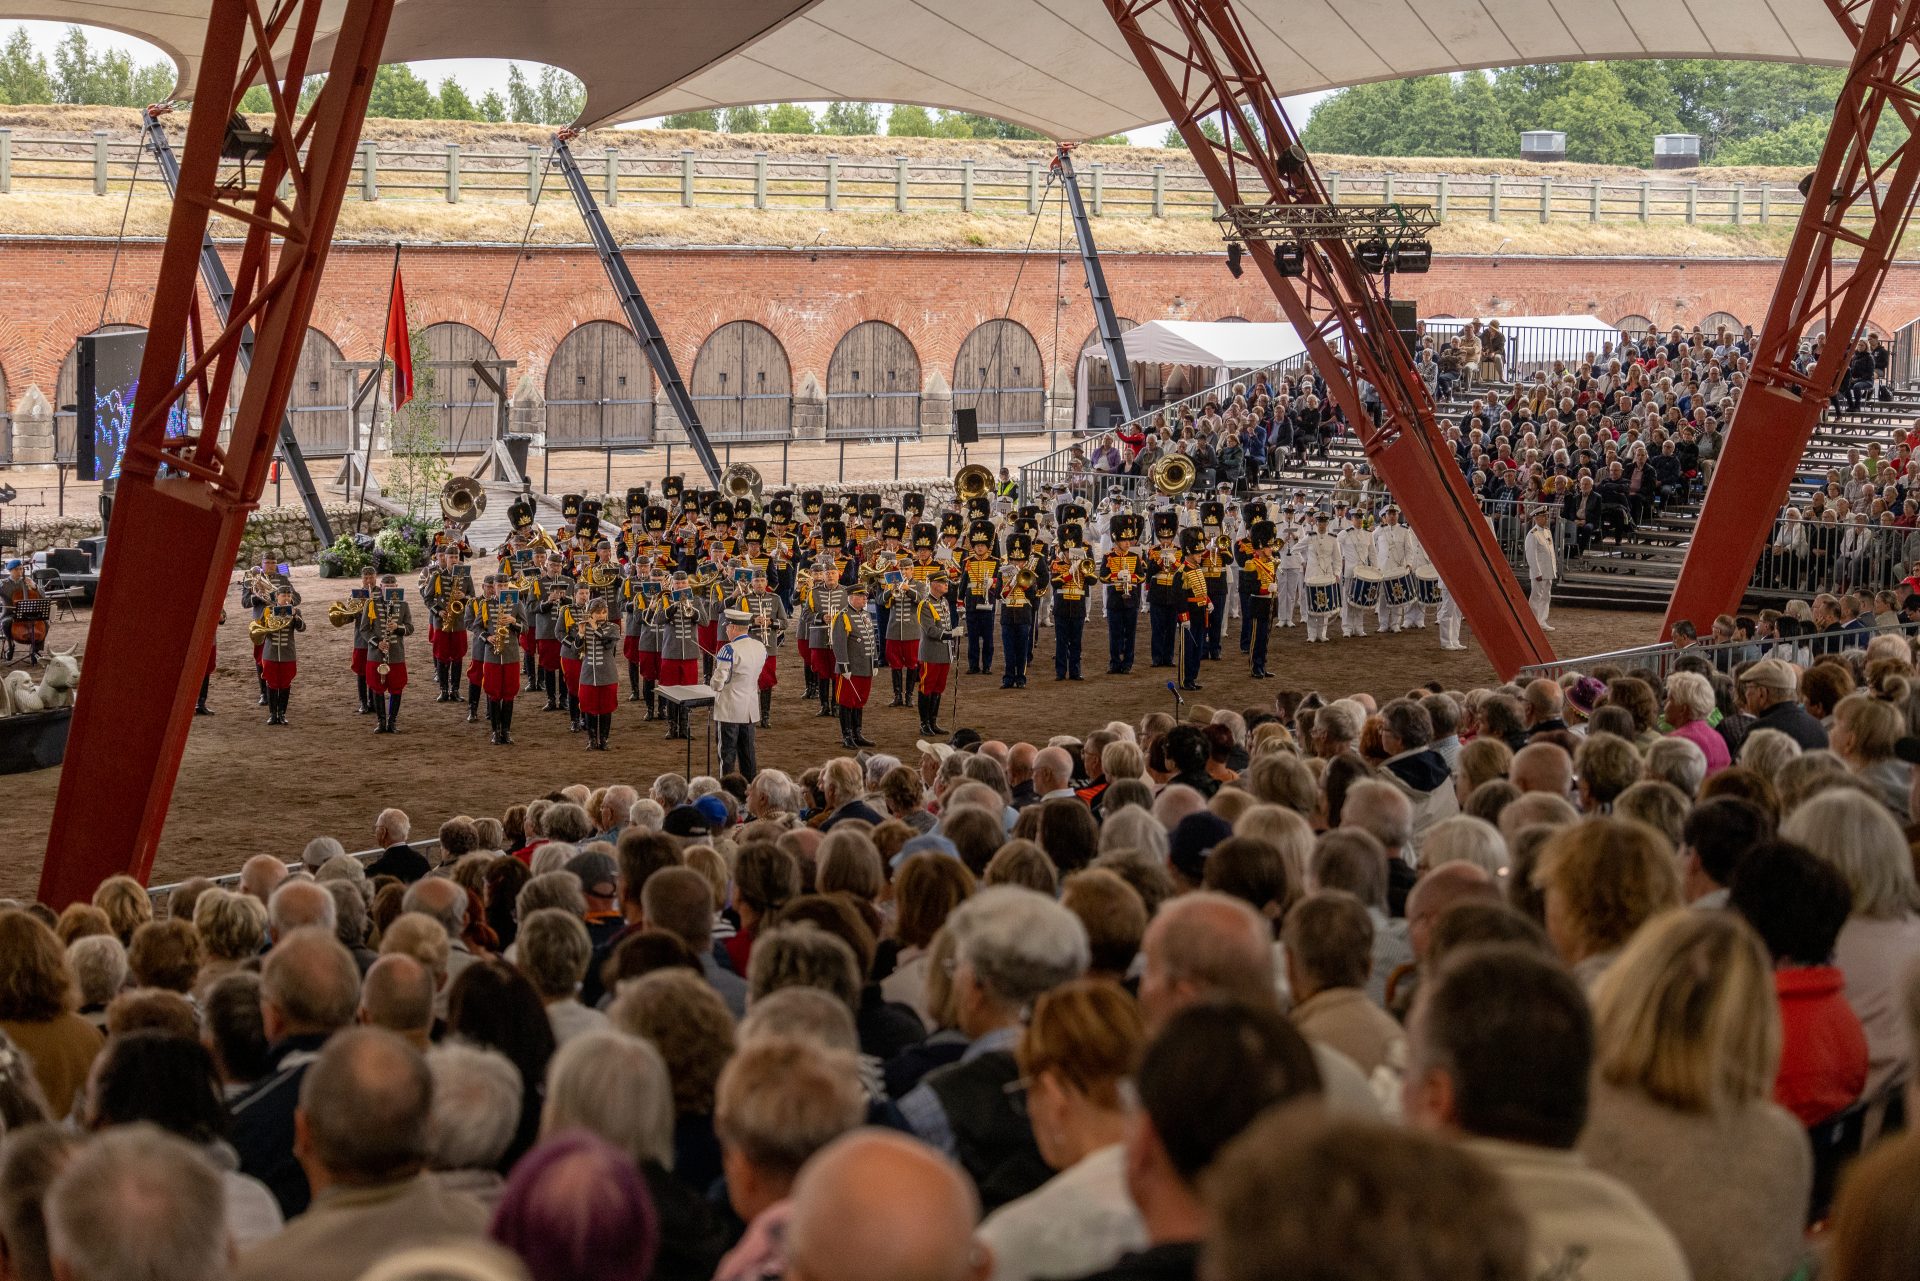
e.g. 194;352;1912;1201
545;321;655;448
827;321;921;439
418;322;502;453
952;319;1045;436
287;328;353;456
690;321;791;441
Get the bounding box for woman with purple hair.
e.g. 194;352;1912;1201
490;1131;659;1281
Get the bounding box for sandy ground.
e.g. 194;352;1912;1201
1;573;1662;898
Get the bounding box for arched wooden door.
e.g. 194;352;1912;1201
952;319;1044;436
691;321;791;441
417;322;501;452
545;321;655;448
827;322;921;439
287;328;353;456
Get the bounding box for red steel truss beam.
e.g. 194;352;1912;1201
1104;0;1552;678
1666;0;1920;634
38;0;394;905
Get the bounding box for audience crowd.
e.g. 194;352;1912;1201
7;606;1920;1280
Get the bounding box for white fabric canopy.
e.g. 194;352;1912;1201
1076;321;1310;432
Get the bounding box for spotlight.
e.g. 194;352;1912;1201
1226;242;1244;278
1275;142;1309;174
1274;243;1306;277
1355;238;1390;274
220;113;275;164
1390;239;1433;274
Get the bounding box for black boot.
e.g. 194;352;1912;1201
853;708;876;748
628;661;643;702
890;668;905;707
839;706;859;749
501;700;517;745
467;682;482;723
816;682;835;718
258;673;269;707
917;693;934;736
374;694;390;733
386;693;402;733
804;667;817;699
195;675;213;716
569;685;583;732
442;662;458;702
276;688;291;726
644;679;658;721
543;669;560;711
487;700;501;745
598;712;613;750
265;687;278;725
355;673;371;713
926;692;947;735
585;714;599;750
759;687;772;730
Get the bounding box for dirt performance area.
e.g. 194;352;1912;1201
5;571;1659;898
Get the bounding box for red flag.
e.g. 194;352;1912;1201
383;260;414;410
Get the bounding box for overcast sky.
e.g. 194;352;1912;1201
0;18;1331;145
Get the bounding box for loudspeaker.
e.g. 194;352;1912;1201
1388;300;1419;358
955;407;979;445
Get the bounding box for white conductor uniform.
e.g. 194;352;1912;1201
1524;514;1557;631
711;609;769;777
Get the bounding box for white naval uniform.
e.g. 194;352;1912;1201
1303;530;1342;643
1524;522;1557;630
1275;527;1305;626
1373;522;1414;632
1337;522;1376;638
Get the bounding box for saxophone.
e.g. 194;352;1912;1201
489;600;516;655
439;574;469;632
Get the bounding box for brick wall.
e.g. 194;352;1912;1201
1;238;1912;451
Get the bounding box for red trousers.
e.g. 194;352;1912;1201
431;629;469;662
482;661;521;701
919;661;951;695
637;650;662;679
658;657;699;686
577;683;617;714
886;639;921;669
367;662;408;694
758;652;778;690
262;659;297;690
836;673;873;709
536;638;561;670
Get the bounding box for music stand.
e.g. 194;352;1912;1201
655;684;716;776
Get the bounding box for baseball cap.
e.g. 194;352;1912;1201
693;795;730;829
1168;812;1232;885
948;728;983;752
1743;658;1798;692
563;851;617;898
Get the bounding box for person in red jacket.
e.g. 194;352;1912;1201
1729;839;1869;1126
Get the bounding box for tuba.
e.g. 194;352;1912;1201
1151;454;1196;496
955;464;994;503
722;463;763;504
441;477;487;527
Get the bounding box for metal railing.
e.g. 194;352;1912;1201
1519;620;1920;683
143;838;443;907
0;127;1836;226
1753;518;1919;599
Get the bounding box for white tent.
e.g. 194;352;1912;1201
1423;315;1625;367
1076;320;1311;432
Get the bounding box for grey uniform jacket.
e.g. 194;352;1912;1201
575;619;621;686
467;598;522;665
366;601;417;668
831;608;878;678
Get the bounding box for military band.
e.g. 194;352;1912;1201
204;467;1475;757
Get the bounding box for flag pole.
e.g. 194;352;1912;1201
357;242;402;534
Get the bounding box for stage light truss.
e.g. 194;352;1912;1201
1215;202;1440;245
40;0;395;904
1665;0;1920;635
1103;0;1552;677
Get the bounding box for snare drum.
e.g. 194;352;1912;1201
1305;575;1342;617
1415;568;1443;606
1347;567;1383;609
1383;572;1416;608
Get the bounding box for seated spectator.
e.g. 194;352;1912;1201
46;1128;229;1281
489;1131;658;1281
785;1131;988;1281
897;887;1090;1211
423;1043;521;1208
1662;672;1730;777
643;866;748;1018
1729;840;1870;1126
1580;912;1812;1281
1403;946;1689;1281
234;1028;491;1281
516;909;605;1046
1282;891;1406;1078
1678;797;1772;907
978;980;1146;1281
1308;830;1411;1007
1532;819;1681;989
0;911;103;1121
711;1036;869;1281
608;970;736;1196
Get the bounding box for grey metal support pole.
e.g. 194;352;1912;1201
1052;145;1138;423
140;109;334;548
552;133;721;486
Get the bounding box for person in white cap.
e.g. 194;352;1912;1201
1524;507;1558;631
711;606;767;779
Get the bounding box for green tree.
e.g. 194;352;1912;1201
477;88;507;123
720;105;764;132
51;26;99;103
1453;70;1509;157
434;77;477;121
0;29;51;105
299;74;327;112
930;111;976;139
763;102;816;133
385;328;446;527
366;63;435;118
660;108;720;131
1540;62;1656;165
239;83;271;112
505;63;584;125
820;100;880;135
1301;81;1402;153
887;103;936;136
1397;75;1466;156
1161;116;1225;149
938;111;1045;141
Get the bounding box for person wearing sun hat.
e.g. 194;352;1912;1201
1565;675;1606;735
